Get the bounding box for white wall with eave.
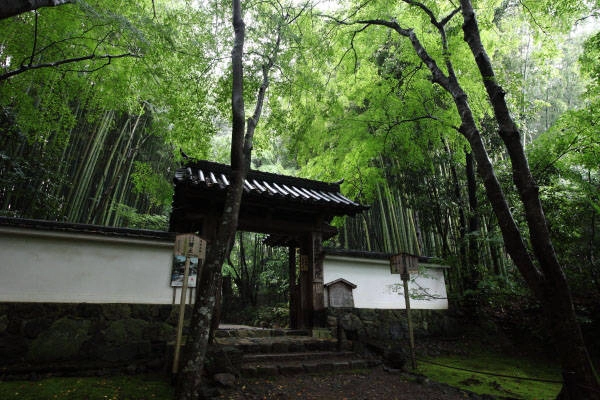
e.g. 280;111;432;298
323;255;448;310
0;226;177;304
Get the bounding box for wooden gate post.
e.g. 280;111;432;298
288;245;298;329
309;231;325;327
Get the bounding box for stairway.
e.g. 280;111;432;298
211;327;380;377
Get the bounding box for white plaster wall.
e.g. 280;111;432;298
323;255;448;309
0;227;177;304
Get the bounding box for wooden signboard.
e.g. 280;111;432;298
174;233;206;258
389;252;419;275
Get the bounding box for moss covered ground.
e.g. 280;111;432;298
416;347;563;399
0;374;173;400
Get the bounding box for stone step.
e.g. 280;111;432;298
214;328;310;339
241;353;381;377
207;331;382;378
213;335;348;354
243;350;356;363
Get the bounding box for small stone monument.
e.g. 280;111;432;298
325;278;357;308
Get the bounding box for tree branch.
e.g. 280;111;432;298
0;0;73;20
230;0;246;171
356;18;452;90
29;11;39;67
402;1;460;81
0;52;140;82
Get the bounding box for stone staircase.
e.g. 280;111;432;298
211;327;380;377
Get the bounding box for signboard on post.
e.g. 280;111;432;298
389;252;419;276
389;252;419;370
171;234;206;288
174;233;206;258
172;233;206;376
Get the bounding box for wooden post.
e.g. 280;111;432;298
171;233;205;377
402;271;417;370
172;256;191;375
289;245;298;329
299;251;310;329
310;231;325;327
390;252;419;370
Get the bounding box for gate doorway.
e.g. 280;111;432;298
169;160;367;328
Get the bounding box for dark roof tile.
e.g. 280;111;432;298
173;160;368;216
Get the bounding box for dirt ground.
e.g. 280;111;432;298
215;366;489;400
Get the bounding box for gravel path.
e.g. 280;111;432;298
215;366;488;399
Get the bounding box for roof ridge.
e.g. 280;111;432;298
184;159;342;193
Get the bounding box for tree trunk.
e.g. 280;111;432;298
174;2;246;398
458;2;599;397
175;1;281;397
465;151;481;280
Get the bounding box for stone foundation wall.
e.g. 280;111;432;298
0;303;182;376
326;308;460;343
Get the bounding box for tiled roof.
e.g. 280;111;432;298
173;160;367;216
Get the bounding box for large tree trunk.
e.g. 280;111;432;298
458;2;599;397
465;151;480;271
174;2;247;398
175;1;280;397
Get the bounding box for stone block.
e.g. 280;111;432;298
205;346;243;375
350;359;368;369
130;304;159;320
76;303;99;319
357;308;377;322
332;361;350;370
214;330;230;338
255;365;278;375
101;304;131;321
258;342;272;353
27;317;91;362
278;364;304;375
340;313;363;332
288;342;305;352
213;372;236;387
22;317;52;339
0;334;28;362
145;322;175;342
0;314;8;334
314;362;334;372
271;341;289;353
103;318;149;343
241;365;257;377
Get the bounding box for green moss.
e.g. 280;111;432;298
101;304;131;321
103;318;149;343
0;374;173;399
27;318;91;362
417;348;562;399
147;321;176;341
